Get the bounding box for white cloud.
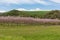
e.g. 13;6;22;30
34;0;48;5
29;8;42;11
0;10;6;13
50;0;60;3
16;8;28;11
16;8;42;11
16;8;52;11
0;0;49;5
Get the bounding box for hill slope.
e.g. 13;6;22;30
44;10;60;19
0;10;49;18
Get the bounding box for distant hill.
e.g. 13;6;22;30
0;10;60;19
0;9;49;18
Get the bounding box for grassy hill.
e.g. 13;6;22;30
0;10;49;18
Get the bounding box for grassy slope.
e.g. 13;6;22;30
22;11;49;17
23;11;48;15
0;24;60;40
1;11;49;18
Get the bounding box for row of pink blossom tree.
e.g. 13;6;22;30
0;16;60;25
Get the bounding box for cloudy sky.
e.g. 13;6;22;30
0;0;60;11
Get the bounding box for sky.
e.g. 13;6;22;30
0;0;60;12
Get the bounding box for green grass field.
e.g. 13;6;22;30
0;24;60;40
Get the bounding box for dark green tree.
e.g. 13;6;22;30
44;10;60;19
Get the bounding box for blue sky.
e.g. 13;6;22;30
0;0;60;11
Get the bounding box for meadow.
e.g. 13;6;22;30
0;10;60;40
0;24;60;40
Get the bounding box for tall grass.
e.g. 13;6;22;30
0;24;60;40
